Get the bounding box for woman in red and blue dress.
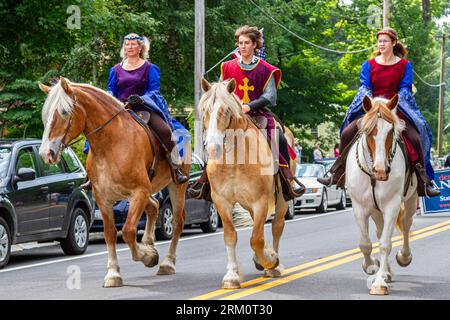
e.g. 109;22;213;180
318;27;440;197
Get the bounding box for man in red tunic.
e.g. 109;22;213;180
189;26;305;201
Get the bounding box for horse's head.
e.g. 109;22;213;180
200;78;243;158
39;77;86;164
362;94;405;181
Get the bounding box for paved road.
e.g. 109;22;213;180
1;208;450;300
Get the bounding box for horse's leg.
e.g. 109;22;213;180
369;200;401;295
371;209;393;282
122;189;159;268
216;198;240;289
396;194;417;268
353;203;379;275
141;195;159;247
251;202;278;271
96;198;122;287
139;196;160;267
264;192;287;278
157;183;187;275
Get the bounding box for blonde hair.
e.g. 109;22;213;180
120;33;150;60
371;27;407;59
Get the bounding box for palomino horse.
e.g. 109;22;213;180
200;78;296;288
346;94;418;295
38;77;191;287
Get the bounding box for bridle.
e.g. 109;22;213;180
55;92;127;155
355;113;399;211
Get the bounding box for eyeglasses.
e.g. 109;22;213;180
377;40;392;44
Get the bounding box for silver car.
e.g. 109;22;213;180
293;163;347;213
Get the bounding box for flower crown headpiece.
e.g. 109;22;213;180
376;30;398;41
124;35;144;41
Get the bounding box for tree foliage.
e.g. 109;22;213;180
0;0;448;161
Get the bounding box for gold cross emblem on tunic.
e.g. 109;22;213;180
238;77;254;104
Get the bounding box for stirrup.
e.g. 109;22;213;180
187;181;211;201
317;174;334;187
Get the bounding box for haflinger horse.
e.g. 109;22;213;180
200;78;296;289
346;94;418;295
38;77;191;287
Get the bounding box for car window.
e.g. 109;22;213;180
190;156;203;174
0;147;12;179
15;147;40;177
296;164;323;178
62;148;81;173
42;161;65;176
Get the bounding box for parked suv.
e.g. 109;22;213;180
0;139;94;268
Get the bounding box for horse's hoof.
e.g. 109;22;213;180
142;254;159;268
103;277;123;288
369;285;389;295
157;264;176;275
222;279;241;289
363;258;380;275
253;256;264;271
396;251;412;267
264;266;283;278
268;257;280;270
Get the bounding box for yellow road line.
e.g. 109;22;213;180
220;224;450;300
191;218;450;300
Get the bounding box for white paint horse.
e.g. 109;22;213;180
346;95;418;295
199;78;296;288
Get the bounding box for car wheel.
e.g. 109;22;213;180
316;190;328;213
60;207;89;255
336;189;347;210
284;200;295;220
0;217;11;269
200;203;219;233
155;203;173;240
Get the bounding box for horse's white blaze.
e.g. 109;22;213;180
373;119;392;173
205;103;225;158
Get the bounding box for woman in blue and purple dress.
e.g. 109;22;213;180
82;33;189;189
318;27;439;197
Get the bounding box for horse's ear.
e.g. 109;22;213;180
362;95;372;113
201;78;211;92
387;94;399;110
38;83;51;95
226;78;236;93
59;76;73;95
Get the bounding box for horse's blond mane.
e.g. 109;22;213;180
362;97;405;138
42;80;75;124
42;79;123;124
199;81;243;122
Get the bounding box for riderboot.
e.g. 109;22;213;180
187;169;211;201
415;163;440;198
165;152;188;185
279;165;306;201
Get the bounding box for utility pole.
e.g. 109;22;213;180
437;34;447;157
194;0;205;159
383;0;390;28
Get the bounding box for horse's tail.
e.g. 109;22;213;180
396;204;405;235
